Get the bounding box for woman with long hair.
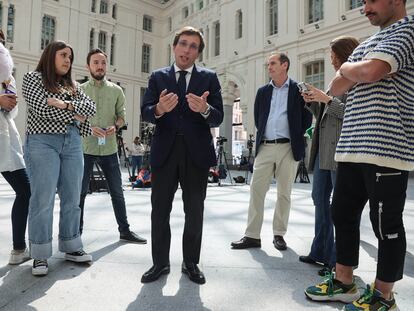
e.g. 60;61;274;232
0;30;31;265
298;36;360;275
22;41;96;276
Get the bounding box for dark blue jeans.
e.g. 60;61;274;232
309;153;336;267
79;153;130;234
131;155;143;177
1;168;31;250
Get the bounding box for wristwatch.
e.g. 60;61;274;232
64;100;71;111
201;104;211;116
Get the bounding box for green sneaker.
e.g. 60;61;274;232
305;271;360;303
343;284;399;311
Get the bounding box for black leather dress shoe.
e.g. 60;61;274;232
141;265;170;283
182;262;206;285
273;235;287;250
120;231;147;244
231;236;261;249
299;255;317;264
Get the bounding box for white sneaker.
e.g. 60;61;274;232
64;250;92;263
32;259;48;276
9;248;31;265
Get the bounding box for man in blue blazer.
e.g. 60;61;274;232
232;52;312;251
141;26;223;285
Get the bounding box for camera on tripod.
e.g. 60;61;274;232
141;125;154;145
116;123;128;137
216;136;227;144
247;134;255;149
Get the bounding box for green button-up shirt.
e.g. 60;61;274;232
81;79;126;156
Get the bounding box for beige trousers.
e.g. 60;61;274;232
245;143;298;239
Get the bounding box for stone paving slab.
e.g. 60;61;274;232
0;173;413;311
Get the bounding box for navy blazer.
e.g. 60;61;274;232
254;79;312;161
142;65;224;168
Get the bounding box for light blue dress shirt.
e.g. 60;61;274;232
263;78;290;140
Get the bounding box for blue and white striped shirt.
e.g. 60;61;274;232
335;15;414;171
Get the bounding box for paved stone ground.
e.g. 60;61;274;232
0;171;413;311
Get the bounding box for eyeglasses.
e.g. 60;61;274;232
177;40;199;51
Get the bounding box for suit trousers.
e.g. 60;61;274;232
150;136;209;266
245;143;298;239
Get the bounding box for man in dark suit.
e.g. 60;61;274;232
231;52;312;251
140;26;223;285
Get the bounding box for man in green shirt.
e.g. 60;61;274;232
79;48;146;244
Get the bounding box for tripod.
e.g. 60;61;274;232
244;146;253;184
295;158;310;183
216;140;232;186
244;135;255;184
117;133;132;179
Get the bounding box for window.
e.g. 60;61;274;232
304;61;325;90
143;15;153;32
236;10;242;39
7;4;15;43
183;6;189;19
205;26;209;59
98;31;107;52
198;0;204;10
308;0;323;24
89;28;94;51
269;0;278;35
141;44;151;73
214;22;220;56
100;0;108;14
110;34;115;65
41;15;56;50
91;0;96;12
349;0;363;10
167;44;171;65
112;4;117;19
168;17;172;32
198;28;203;61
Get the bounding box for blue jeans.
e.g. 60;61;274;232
131;155;143;177
79;153;130;233
24;125;84;260
309;153;336;267
1;168;31;250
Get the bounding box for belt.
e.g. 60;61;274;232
261;138;290;145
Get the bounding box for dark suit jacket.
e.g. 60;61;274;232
254;79;312;161
141;65;224;168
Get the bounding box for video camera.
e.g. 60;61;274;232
141;125;154;145
247;134;255;149
216;136;227;144
117;123;128;137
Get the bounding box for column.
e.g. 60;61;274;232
219;91;235;160
1;2;9;36
94;30;99;49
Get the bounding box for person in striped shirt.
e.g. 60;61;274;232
305;1;413;310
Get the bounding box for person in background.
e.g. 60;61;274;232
0;29;31;265
298;36;359;276
22;41;96;276
126;136;145;177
